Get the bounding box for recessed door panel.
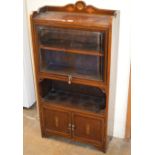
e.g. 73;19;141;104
42;107;71;137
72;113;103;144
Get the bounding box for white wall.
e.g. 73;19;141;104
107;10;120;137
23;0;36;108
25;0;130;138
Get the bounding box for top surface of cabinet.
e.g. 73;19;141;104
33;11;112;28
32;1;115;29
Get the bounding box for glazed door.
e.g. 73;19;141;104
72;113;104;145
37;26;106;83
42;107;72;138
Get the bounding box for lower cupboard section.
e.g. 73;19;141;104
41;105;105;149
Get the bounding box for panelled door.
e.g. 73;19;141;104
42;106;72;138
36;26;107;88
72;113;104;145
42;106;104;144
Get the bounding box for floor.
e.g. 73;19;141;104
23;105;131;155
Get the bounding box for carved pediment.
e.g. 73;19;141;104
34;1;115;16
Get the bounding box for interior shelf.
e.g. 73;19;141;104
40;45;104;56
40;79;106;114
40;50;104;81
42;89;105;114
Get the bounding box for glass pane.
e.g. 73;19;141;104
40;49;104;81
37;26;105;53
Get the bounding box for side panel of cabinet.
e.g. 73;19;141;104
72;113;104;146
42;106;72;138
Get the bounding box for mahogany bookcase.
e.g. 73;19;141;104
30;1;115;152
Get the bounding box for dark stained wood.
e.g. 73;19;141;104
33;11;112;29
30;1;115;153
39;72;107;92
36;1;115;16
32;1;115;30
40;45;104;56
72;113;103;145
42;102;105;119
42;107;72;138
42;91;105;114
104;28;113;150
39;79;52;97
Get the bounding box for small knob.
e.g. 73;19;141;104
68;75;72;84
72;124;75;131
68;123;72;131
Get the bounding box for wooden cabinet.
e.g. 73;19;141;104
42;106;104;145
31;1;115;152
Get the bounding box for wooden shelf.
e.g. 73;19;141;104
41;89;106;114
40;45;104;56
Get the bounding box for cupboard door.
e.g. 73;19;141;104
42;107;71;137
73;113;103;145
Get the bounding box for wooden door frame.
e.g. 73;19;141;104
125;68;131;139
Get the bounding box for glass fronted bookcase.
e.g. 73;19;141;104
31;1;115;152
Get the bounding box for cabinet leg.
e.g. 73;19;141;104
102;146;107;153
41;130;47;138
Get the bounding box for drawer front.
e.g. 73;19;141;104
42;107;71;137
72;113;104;145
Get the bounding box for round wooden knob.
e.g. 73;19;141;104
75;1;86;11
